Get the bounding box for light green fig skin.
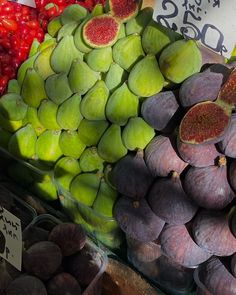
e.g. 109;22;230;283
45;73;72;105
50;35;83;74
34;44;56;80
78;119;109;146
128;54;164;97
74;18;93;54
97;124;127;163
79;147;104;172
68;58;100;94
80;80;109;120
57;93;83;130
117;23;126;39
70;172;101;206
17;53;39;87
36;130;63;166
7;79;21;94
7;162;34;186
94;229;124;249
60;4;88;25
0;113;23;133
38;38;56;52
26;107;46;136
54;156;81;191
113;34;145;72
0;128;12;149
21;68;47;108
28;38;40;57
8;124;37;160
106;82;139;126
47;16;62;37
91;4;104;16
0;93;28;121
105;62;128;92
31;178;58;201
59;130;86;159
38;100;61;130
126;7;153;35
122;117;155;150
85;47;113;72
159;39;202;84
57;22;78;42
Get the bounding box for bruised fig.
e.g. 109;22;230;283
183;156;235;210
229;160;236;192
48;223;86;256
114;196;165;242
47;273;81;295
23;241;62;280
160;224;211;268
148;171;198;225
192;210;236;256
145;135;188;177
22;226;49;249
232;254;236;277
110;150;153;199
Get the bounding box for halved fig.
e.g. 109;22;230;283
179;101;231;145
229;160;236;192
217;67;236;108
160;224;211;268
114;196;165;242
83;14;120;48
192;210;236;256
183;156;235;210
107;0;141;23
231;253;236;277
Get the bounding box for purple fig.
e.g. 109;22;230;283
232;254;236;277
192;210;236;256
22;226;49;250
229;160;236;193
110;150;154;199
0;259;12;292
47;273;81;295
160;224;211;268
231;210;236;237
194;268;213;295
114;196;165;242
198;44;225;66
183;156;235;210
145;135;188;177
148;171;198;225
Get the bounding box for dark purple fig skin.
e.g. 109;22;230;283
194;268;213;295
196;287;213;295
110;150;154;199
229;160;236;193
23;241;62;280
145;135;188;177
177;137;222;168
141;91;180;132
6;275;47;295
179;71;223;107
198;257;236;295
183;156;235;210
160;224;211;268
22;226;49;250
47;272;81;295
198;44;225;66
231;210;236;237
48;223;86;256
204;63;232;83
218;113;236;158
192;210;236;256
231;254;236;277
114;196;165;242
148;171;198;225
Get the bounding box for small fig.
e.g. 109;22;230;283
47;273;81;295
85;47;113;72
22;226;49;250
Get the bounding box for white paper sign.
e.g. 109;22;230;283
154;0;236;58
9;0;36;8
0;206;22;271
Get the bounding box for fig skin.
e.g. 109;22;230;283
48;223;86;256
148;171;198;225
114;196;165;243
160;224;211;268
145;135;188;177
192;210;236;256
110;150;154;199
229;160;236;193
47;272;81;295
231;210;236;237
183;156;235;210
23;241;62;280
231;254;236;277
198;257;236;295
22;226;49;250
6;275;47;295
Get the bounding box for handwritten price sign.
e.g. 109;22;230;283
154;0;236;58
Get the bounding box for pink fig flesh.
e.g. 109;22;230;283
217;67;236;107
109;0;141;22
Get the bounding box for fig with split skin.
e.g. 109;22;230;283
47;272;81;295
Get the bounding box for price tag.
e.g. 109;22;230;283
0;206;22;271
8;0;36;8
154;0;236;58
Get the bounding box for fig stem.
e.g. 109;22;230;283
171;171;180;179
218;155;227;167
133;201;140;209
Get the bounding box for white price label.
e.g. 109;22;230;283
9;0;36;8
154;0;236;58
0;206;22;271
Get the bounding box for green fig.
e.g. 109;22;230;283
79;147;104;172
50;35;83;74
113;34;145;71
17;53;39;87
0;113;23;133
68;58;100;94
21;68;46;108
73;19;92;53
38;100;61;130
7;162;34;186
80;80;109;120
57;93;83;130
94;229;123;249
32;178;58;201
57;21;78;42
126;7;154;35
38;37;56;52
54;156;81;191
91;3;104;16
8;124;37;160
36;130;63;165
128;54;164;97
7;79;20;94
59;130;86;159
105;62;128;92
106;82;139;126
85;47;113;72
26;107;46;136
0;93;28;121
45;73;72;105
29;38;40;57
47;16;62;37
98;124;127;163
159;39;202;83
70;172;101;206
0;128;12;149
117;23;126;39
78;119;109;146
61;4;88;25
34;44;56;80
122;117;155;150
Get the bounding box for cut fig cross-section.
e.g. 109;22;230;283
107;0;141;23
217;67;236;108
